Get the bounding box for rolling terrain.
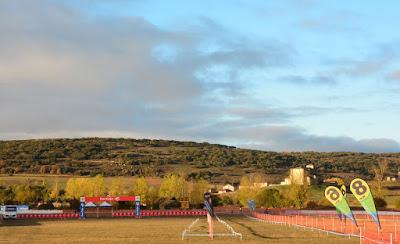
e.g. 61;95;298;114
0;138;399;184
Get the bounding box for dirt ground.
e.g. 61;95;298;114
0;216;357;244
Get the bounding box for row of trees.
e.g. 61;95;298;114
0;174;311;209
235;175;309;209
1;172;397;210
0;174;211;208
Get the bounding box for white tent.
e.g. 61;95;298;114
85;202;97;207
99;201;112;207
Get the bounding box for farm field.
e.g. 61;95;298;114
0;174;164;188
0;217;357;244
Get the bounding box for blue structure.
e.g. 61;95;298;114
135;201;140;217
79;197;85;219
247;200;256;212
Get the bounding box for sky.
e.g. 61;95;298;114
1;0;400;152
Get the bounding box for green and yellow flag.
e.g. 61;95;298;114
340;185;347;198
325;186;357;225
340;185;347;221
350;178;381;229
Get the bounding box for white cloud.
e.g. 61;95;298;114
0;0;399;153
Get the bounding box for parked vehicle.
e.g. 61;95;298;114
1;205;17;219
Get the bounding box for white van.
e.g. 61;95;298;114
2;205;17;219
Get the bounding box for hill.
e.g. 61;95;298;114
0;138;399;183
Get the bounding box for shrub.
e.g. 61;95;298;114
220;195;234;206
284;184;309;209
306;200;319;209
373;197;387;209
161;199;180;209
37;202;55;210
395;198;400;210
256;188;284;208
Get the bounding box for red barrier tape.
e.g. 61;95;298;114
111;210;207;217
17;210;207;219
17;213;79;219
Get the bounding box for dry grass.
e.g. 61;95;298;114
0;216;357;244
0;174;163;188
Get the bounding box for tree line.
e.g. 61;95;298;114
2;173;398;210
0;173;312;210
0;174;210;209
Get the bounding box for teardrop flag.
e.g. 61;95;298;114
350;178;381;229
340;185;347;198
335;207;342;221
340;185;347;221
325;186;357;226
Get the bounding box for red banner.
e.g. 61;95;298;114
83;196;136;202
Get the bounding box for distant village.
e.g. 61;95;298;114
214;165;314;195
214;164;399;195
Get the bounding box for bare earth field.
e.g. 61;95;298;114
0;174;164;188
0;217;357;244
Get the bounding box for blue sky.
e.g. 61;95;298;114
1;0;400;152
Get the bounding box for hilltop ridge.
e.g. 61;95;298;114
1;138;399;182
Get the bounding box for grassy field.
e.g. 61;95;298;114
0;174;163;188
0;216;357;244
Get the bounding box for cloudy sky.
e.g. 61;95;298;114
1;0;400;152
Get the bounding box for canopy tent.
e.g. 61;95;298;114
99;201;112;207
85;202;97;207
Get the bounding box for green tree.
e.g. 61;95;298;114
236;174;262;206
285;184;309;208
372;159;388;198
133;177;149;203
0;186;15;204
189;179;209;206
13;183;49;205
14;185;29;203
146;186;159;208
159;174;186;199
395;198;400;210
256;188;283;208
89;175;106;197
49;182;60;200
109;177;125;196
65;178;91;199
65;178;79;199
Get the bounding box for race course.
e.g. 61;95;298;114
0;216;357;244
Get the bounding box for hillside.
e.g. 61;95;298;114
0;138;399;183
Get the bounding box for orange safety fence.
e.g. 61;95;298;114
251;212;399;244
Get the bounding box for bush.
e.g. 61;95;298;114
306;200;319;209
68;199;81;210
220;195;234;206
285;184;309;209
256;188;284;208
373;197;387;209
37;202;55;210
161;199;181;209
395;198;400;210
317;198;332;208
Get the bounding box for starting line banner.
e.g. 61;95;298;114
80;196;141;219
82;196;136;202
